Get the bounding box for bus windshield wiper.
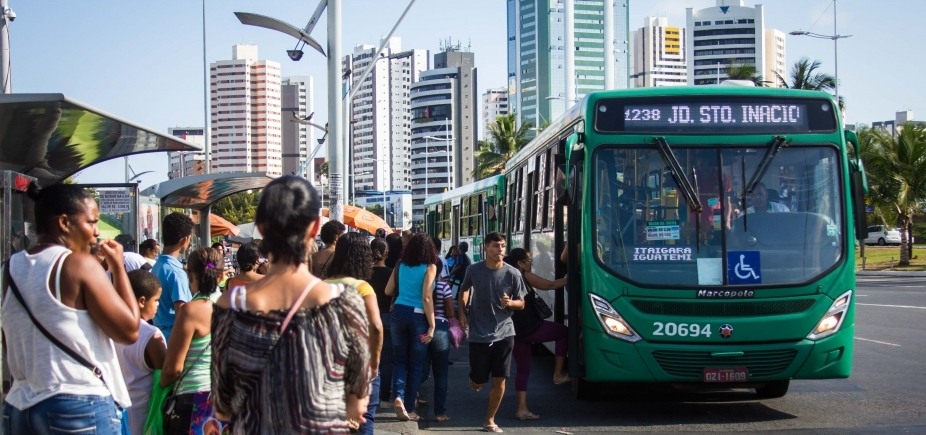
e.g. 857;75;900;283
654;137;702;214
743;136;788;200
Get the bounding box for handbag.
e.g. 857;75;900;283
529;289;553;320
161;344;208;430
2;260;110;387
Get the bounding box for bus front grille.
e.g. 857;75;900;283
652;349;798;379
631;299;815;317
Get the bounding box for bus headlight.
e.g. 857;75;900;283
806;290;852;341
589;293;641;343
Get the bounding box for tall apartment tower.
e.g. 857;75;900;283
344;38;429;197
482;88;509;139
686;1;786;86
210;44;283;176
507;0;630;129
632;16;688;87
167;127;206;179
407;46;478;226
281;76;315;180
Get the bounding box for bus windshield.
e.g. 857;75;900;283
592;144;843;287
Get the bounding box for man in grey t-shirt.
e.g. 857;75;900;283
457;232;526;433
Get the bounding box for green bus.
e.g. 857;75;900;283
423;174;506;262
499;85;868;399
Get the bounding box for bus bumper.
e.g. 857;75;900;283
581;323;854;383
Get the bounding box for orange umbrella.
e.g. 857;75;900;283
321;205;390;234
209;213;240;237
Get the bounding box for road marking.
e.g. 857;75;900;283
857;303;926;310
855;337;901;347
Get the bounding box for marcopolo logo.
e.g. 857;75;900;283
696;289;755;299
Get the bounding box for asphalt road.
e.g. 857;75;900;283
375;274;926;434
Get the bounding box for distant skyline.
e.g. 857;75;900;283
10;0;925;188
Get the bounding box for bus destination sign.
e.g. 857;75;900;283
624;103;808;132
596;97;837;134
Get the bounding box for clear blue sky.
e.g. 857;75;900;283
11;0;924;188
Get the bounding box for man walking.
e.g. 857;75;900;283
457;232;526;433
152;212;194;340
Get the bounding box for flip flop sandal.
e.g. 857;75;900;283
394;399;409;421
553;376;575;385
483;424;504;433
435;415;451;423
515;412;540;420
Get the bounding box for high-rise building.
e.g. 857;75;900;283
344;38;429;200
686;1;786;86
507;0;630;128
408;46;479;226
210;44;283;176
632;16;688;88
167;127;206;179
281;76;315;180
482;87;509;139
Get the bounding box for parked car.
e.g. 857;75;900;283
863;225;904;245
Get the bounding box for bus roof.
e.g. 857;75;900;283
423;174;505;206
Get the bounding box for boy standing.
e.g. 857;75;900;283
457;232;526;433
152;212;194;340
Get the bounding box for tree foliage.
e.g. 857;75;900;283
724;62;768;86
211;190;261;225
775;57;836;91
857;123;926;265
472;113;533;179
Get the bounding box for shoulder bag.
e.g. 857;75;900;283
524;277;553;320
2;260;109;387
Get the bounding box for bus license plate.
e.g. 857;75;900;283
703;367;749;383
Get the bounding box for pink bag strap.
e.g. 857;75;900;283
280;277;320;333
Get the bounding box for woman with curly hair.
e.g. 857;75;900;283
384;233;437;422
160;246;223;433
325;232;383;434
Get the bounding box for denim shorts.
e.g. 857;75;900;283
3;394;122;435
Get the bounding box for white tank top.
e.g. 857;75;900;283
2;246;131;409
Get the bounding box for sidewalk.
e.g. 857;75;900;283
372;341;567;434
856;270;926;277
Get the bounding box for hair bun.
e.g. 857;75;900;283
25;181;43;201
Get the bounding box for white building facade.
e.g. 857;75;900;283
686;1;786;86
482;87;509;139
167;127;206;179
344;38;429;198
632;16;687;87
210;44;283;176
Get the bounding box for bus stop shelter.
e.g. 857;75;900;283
140;172;274;248
0;93;201;262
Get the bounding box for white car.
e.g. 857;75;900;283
863;225;903;245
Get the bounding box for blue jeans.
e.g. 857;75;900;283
3;394;122;435
378;311;394;402
390;304;429;413
360;374;380;435
420;318;451;415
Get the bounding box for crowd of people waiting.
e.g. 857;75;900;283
1;177;569;434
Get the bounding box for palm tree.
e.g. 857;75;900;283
860;123;926;265
775;57;843;109
472;113;533;179
724;62;767;86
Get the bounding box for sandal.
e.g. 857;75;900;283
406;412;421;422
483;424;504;433
553;376;575;385
394;398;409;421
515;411;540;420
435;415;451;423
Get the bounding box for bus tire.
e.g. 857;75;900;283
572;377;601;401
755;380;789;399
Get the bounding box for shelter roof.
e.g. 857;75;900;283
0;93;200;185
140;172;273;210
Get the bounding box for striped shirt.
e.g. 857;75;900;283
433;280;453;321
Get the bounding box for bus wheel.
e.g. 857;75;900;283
572;377;601;401
755;380;789;399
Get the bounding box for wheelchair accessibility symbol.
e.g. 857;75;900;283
728;251;761;284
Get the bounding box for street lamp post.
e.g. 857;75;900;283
790;0;851;104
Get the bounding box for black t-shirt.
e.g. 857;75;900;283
369;265;394;315
452;253;471;282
